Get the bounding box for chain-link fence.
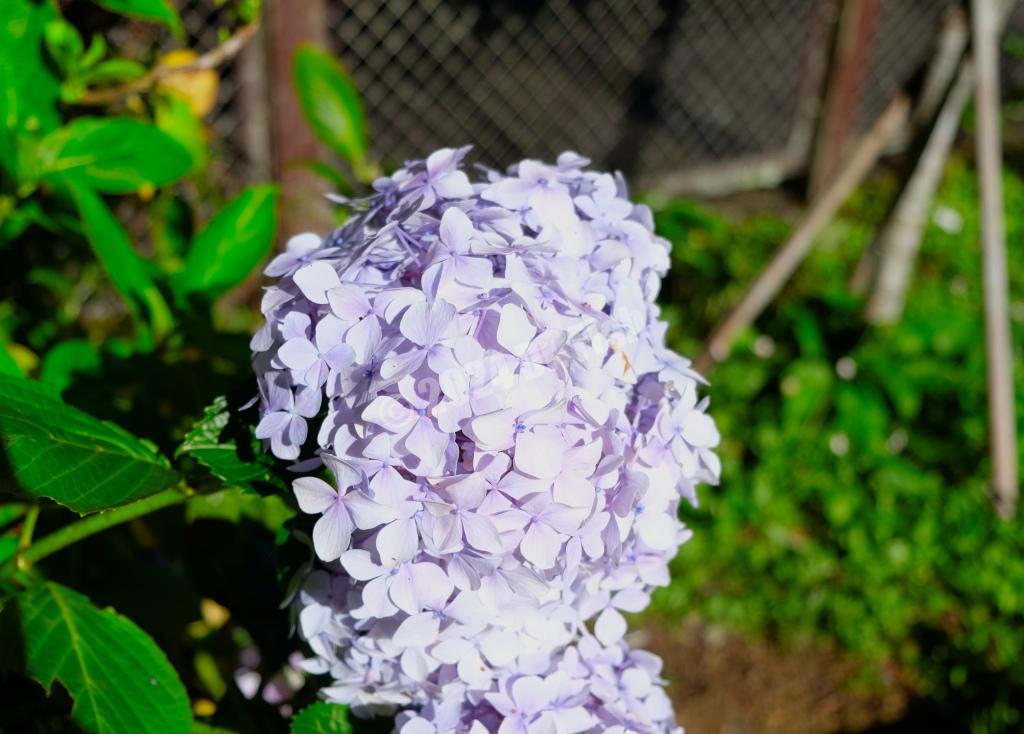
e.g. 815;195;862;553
167;0;1024;196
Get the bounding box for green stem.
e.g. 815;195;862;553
17;504;40;551
8;486;190;575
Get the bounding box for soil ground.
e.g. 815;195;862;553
636;619;913;734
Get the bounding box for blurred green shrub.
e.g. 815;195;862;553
0;2;353;732
1;0;277;355
652;159;1024;732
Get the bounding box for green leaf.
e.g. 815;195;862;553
0;373;180;514
292;44;367;165
175;185;279;300
0;535;17;566
0;503;24;565
40;117;192;194
69;182;174;341
289;702;352;734
91;0;183;37
186;487;294;530
154;92;207;175
0;339;24;376
0;503;26;529
150;190;194;265
81;58;147;86
43;19;84;78
39;339;101;393
237;0;262;24
80;33;107;70
0;581;191;734
192;722;239;734
176;396;285;493
0;0;62;138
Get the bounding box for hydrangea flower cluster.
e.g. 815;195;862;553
251;148;721;733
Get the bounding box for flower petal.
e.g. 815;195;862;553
312;502;353;561
292;477;337;514
294;261;340;304
520;522;563;570
497;304;537;357
363;396;417;434
393;611;440;648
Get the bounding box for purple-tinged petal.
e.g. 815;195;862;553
514;429;564;479
400;300;457;347
461;512;502;554
345;491;395;529
520;522;563;569
465;409;517;451
393;612;440;648
321;454;362;489
326;283;372;320
497;304;537;357
376;518;420;564
511;676;549;715
255;411;290;440
404;419;450;466
433;169;473;199
339;549;380;581
363;396;417;434
344;315;382;364
594;607;626;645
294;261;340;304
292;477;337;514
312;502;353;561
411;562;454;609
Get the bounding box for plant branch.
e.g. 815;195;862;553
18;504;40;552
6;486;191;575
77;22;259;106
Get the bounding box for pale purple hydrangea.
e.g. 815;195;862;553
252;149;720;733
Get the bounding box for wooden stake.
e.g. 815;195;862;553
864;60;973;323
807;0;881;198
912;7;970;128
972;0;1018;519
850;10;968;297
266;0;333;239
695;94;909;374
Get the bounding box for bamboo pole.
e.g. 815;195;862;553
863;60;973;323
849;7;969;296
695;94;909;373
912;7;970;128
972;0;1018;519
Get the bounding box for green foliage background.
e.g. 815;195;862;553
652;160;1024;733
0;1;348;732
